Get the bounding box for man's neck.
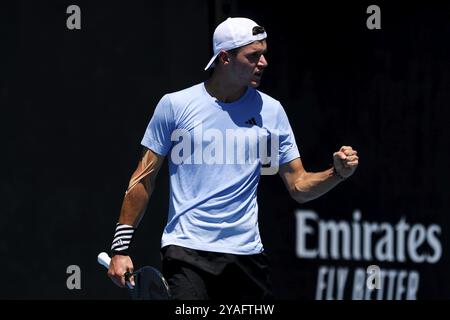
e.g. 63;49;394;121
205;73;247;103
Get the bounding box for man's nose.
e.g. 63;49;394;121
258;55;268;68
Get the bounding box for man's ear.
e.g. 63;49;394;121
218;51;231;64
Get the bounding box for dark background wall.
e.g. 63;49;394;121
1;0;449;299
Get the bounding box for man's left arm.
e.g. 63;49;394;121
279;146;359;203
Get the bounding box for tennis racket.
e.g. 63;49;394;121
97;252;171;300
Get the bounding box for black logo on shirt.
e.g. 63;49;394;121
245;118;257;126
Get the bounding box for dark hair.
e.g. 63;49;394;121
212;25;265;67
213;39;265;67
252;26;265;35
213;48;239;66
227;47;240;56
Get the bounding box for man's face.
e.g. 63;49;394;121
229;40;268;88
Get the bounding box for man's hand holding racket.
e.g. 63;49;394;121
108;254;136;289
98;251;171;299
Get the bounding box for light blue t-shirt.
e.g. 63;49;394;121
141;82;300;254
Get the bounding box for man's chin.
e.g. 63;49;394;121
250;80;261;88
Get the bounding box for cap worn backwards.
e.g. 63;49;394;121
204;17;267;70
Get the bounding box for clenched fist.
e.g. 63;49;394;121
333;146;359;179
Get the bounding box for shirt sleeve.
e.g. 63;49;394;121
141;94;175;156
276;103;300;165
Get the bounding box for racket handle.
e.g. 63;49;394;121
97;252;111;269
97;251;134;289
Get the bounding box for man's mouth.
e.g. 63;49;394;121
255;71;262;77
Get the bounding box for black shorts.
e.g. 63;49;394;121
161;244;274;300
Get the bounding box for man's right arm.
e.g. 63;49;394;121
119;147;165;227
108;147;165;288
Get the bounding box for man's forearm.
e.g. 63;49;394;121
291;167;343;203
118;182;151;227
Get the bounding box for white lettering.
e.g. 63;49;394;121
366;5;381;30
295;210;318;259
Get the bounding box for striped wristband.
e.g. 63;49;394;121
111;223;135;256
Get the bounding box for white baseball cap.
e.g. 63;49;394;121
204;17;268;70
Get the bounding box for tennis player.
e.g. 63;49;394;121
107;17;359;299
